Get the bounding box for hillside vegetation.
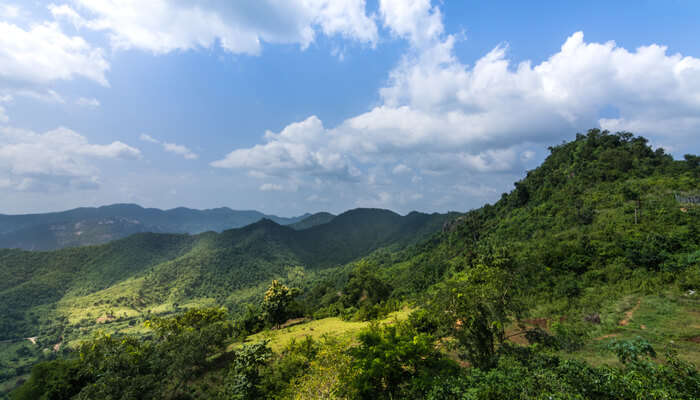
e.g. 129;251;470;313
0;208;451;341
4;130;700;399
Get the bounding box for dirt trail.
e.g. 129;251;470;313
593;299;642;341
619;299;641;326
594;333;619;341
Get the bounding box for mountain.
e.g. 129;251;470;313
0;208;454;341
4;130;700;399
0;204;311;250
288;212;336;230
343;130;700;305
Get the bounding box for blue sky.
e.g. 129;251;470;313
1;0;699;215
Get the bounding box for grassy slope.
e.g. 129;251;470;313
246;309;412;352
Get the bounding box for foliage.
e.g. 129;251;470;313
218;342;272;400
285;337;353;400
10;359;86;400
12;308;233;399
608;336;657;365
424;346;700;399
344;323;457;399
430;262;520;369
262;280;297;328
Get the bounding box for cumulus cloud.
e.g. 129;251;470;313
211;116;359;179
379;0;443;47
0;20;109;85
212;0;700;211
0;126;140;190
54;0;377;55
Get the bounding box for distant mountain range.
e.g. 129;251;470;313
0;207;454;340
0;204;335;250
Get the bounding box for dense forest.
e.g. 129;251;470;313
2;130;699;399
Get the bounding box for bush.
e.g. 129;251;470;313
551;320;588;351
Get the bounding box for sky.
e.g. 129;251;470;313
1;0;699;216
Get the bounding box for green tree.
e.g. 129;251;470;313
10;359;87;400
219;341;272;400
430;262;520;369
146;307;234;396
262;280;296;328
346;323;455;400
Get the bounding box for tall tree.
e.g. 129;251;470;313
430;261;520;369
262;280;295;328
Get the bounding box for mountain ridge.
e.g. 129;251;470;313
0;204;314;251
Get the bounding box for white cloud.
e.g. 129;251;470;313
139;133;159;143
139;133;198;159
211;116;359;179
379;0;443;47
259;183;283;192
0;126;140;190
0;21;109;85
76;97;100;107
57;0;377;55
212;0;700;212
163;142;198;160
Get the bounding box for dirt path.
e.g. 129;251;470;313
619;299;641;326
593;299;642;341
594;333;619;341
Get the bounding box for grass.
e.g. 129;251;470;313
562;291;700;367
244;308;412;352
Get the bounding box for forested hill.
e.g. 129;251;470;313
0;204;314;251
4;130;700;399
308;130;700;338
347;130;700;308
0;208;453;341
